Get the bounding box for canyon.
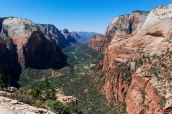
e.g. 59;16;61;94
0;3;172;114
0;17;92;86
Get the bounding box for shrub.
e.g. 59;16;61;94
146;31;164;37
0;74;6;88
46;100;78;114
159;96;166;107
29;87;40;98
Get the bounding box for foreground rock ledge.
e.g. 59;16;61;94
0;96;55;114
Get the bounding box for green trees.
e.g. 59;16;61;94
0;74;6;88
46;100;78;114
29;87;40;98
159;96;166;107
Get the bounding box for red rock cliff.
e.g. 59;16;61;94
88;34;109;51
89;11;148;52
94;4;172;113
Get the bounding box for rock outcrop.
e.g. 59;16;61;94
88;34;109;51
0;96;55;114
57;96;78;105
69;31;81;40
88;11;148;51
94;4;172;113
105;14;130;40
0;17;67;86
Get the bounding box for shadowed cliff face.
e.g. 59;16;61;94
0;17;67;86
128;11;149;35
24;31;66;69
0;39;21;87
0;18;3;32
61;28;76;43
93;4;172;114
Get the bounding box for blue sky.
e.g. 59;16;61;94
0;0;172;33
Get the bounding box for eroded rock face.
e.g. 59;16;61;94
128;11;149;35
105;14;130;40
23;31;66;69
89;11;148;52
38;24;69;48
61;28;76;43
88;14;129;51
88;34;109;51
0;17;66;79
94;4;172;113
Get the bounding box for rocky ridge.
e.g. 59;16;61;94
38;24;69;48
61;28;76;43
88;11;148;52
92;4;172;113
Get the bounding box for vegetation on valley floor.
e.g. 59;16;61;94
16;44;119;114
10;44;172;113
3;43;171;113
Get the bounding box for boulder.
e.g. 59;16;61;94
10;100;18;104
0;96;55;114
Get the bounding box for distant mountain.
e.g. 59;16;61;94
61;28;76;43
76;32;100;43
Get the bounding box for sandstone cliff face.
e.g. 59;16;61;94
89;11;148;52
128;11;149;35
95;4;172;113
89;15;129;51
38;24;69;48
107;11;148;47
105;14;130;39
0;17;66;83
88;34;109;51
